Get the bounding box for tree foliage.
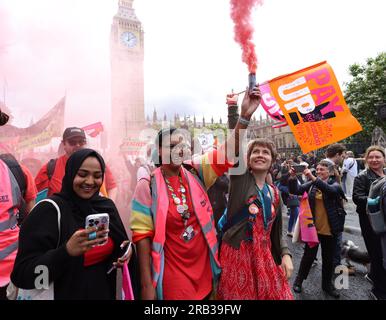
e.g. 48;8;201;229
344;52;386;141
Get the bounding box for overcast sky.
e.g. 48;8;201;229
0;0;384;129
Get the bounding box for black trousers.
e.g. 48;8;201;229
358;213;386;297
297;234;337;289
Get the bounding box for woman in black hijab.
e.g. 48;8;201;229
11;149;130;300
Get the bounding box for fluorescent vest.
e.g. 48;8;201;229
150;167;221;299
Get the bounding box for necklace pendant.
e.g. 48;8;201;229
183;212;190;220
177;205;185;214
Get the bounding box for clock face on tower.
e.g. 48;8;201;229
120;31;137;48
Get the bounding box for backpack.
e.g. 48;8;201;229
0;154;27;225
47;158;57;181
367;176;386;235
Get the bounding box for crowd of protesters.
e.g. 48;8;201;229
1;91;386;301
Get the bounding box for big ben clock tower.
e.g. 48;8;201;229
110;0;145;151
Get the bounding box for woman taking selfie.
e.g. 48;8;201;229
217;138;294;300
11;149;130;300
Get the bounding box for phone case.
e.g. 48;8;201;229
85;213;109;244
85;213;109;230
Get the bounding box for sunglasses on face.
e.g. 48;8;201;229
67;139;87;146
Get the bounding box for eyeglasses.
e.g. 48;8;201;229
67;139;87;146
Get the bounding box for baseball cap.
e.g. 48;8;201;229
63;127;86;140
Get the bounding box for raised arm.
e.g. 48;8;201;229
288;177;313;195
224;85;261;161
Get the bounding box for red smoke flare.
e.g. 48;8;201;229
230;0;263;73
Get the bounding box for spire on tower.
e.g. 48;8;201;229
116;0;138;21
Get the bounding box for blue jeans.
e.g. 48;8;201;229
288;206;299;233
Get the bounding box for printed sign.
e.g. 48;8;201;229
260;62;362;153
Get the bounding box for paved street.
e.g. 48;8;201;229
283;199;373;300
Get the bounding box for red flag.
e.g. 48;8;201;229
82;122;104;138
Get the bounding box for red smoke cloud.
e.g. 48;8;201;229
230;0;263;73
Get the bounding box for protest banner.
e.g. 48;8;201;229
0;97;65;152
260;62;362;153
197;133;215;152
16;131;53;151
119;139;148;156
298;192;319;248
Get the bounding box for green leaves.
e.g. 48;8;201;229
344;52;386;141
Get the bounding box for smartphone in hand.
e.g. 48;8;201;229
85;213;109;245
292;164;306;174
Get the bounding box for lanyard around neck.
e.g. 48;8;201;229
255;183;272;230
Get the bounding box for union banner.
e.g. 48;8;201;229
0;96;65;151
260;62;362;153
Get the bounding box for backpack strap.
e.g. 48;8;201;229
34;197;62;247
0;154;26;197
0;154;28;225
47;159;57;181
348;159;355;171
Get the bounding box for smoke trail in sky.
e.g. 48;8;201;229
230;0;263;73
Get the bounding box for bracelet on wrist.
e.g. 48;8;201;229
239;116;250;126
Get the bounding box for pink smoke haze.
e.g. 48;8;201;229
0;6;12;55
0;0;114;129
230;0;263;73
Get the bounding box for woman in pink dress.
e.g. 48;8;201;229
217;138;294;300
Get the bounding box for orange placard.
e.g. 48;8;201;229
266;62;362;153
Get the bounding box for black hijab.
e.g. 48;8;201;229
58;148;106;217
56;148;128;241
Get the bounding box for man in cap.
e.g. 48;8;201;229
35;127;117;201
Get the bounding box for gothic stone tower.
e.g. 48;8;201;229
110;0;145;151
